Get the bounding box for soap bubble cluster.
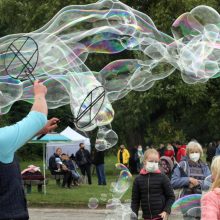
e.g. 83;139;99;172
1;1;220;143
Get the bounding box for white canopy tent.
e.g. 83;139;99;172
46;126;91;166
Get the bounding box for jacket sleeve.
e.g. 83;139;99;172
171;162;190;189
127;149;130;159
201;192;219;220
86;150;91;164
162;175;175;214
131;177;140;217
199;164;211;190
0;111;47;163
117;150;120;163
49;156;57;171
75;151;80;165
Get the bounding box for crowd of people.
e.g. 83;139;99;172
1;80;220;219
127;141;220;220
48;143;107;188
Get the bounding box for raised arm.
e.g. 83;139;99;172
0;80;48;163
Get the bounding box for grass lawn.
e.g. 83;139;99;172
20;153;208;208
20;155;133;207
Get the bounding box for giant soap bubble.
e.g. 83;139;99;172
1;1;220;135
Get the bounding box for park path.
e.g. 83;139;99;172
29;208;180;220
29;208;106;220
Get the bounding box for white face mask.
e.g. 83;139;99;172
145;162;159;172
189;153;200;162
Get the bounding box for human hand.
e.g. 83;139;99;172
159;211;168;219
189;177;199;186
38;117;59;135
33;80;47;97
62;164;68;171
189;183;194;188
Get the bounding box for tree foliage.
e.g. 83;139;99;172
0;0;220;155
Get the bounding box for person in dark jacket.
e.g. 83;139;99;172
48;148;72;188
75;143;92;184
206;142;216;165
131;149;175;220
93;149;106;185
129;145;138;174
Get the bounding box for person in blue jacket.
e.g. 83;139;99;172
0;80;59;220
171;141;211;219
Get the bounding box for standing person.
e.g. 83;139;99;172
49;148;72;188
201;156;220;220
172;141;179;159
131;149;175;220
117;144;130;167
215;140;220;156
75;143;92;185
206;142;216;165
158;143;166;157
0;80;59;220
129;145;138;174
176;143;187;162
93;149;106;185
164;142;175;161
136;145;144;172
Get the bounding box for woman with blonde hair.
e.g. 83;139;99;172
201;156;220;220
171;141;210;197
131;148;175;220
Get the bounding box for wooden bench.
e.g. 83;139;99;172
23;179;44;194
51;173;64;186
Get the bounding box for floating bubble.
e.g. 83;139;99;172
122;211;137;220
100;193;108;202
106;198;122;210
115;163;129;171
1;2;220;137
172;194;202;215
88;197;99;209
95;126;118;151
112;170;132;199
203;174;212;191
187;207;201;218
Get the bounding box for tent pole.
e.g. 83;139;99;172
43;143;46;195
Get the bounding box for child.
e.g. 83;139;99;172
131;149;175;220
159;156;174;179
201;156;220;220
61;153;80;186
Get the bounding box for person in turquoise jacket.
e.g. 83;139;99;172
0;80;59;220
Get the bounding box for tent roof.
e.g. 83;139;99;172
30;133;72;143
30;127;90;144
60;126;89;142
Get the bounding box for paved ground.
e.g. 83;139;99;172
29;208;106;220
29;208;183;220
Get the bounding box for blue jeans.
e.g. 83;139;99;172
96;164;106;185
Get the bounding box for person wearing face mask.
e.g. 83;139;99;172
201;156;220;220
131;149;175;220
171;141;211;219
117;144;130;167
